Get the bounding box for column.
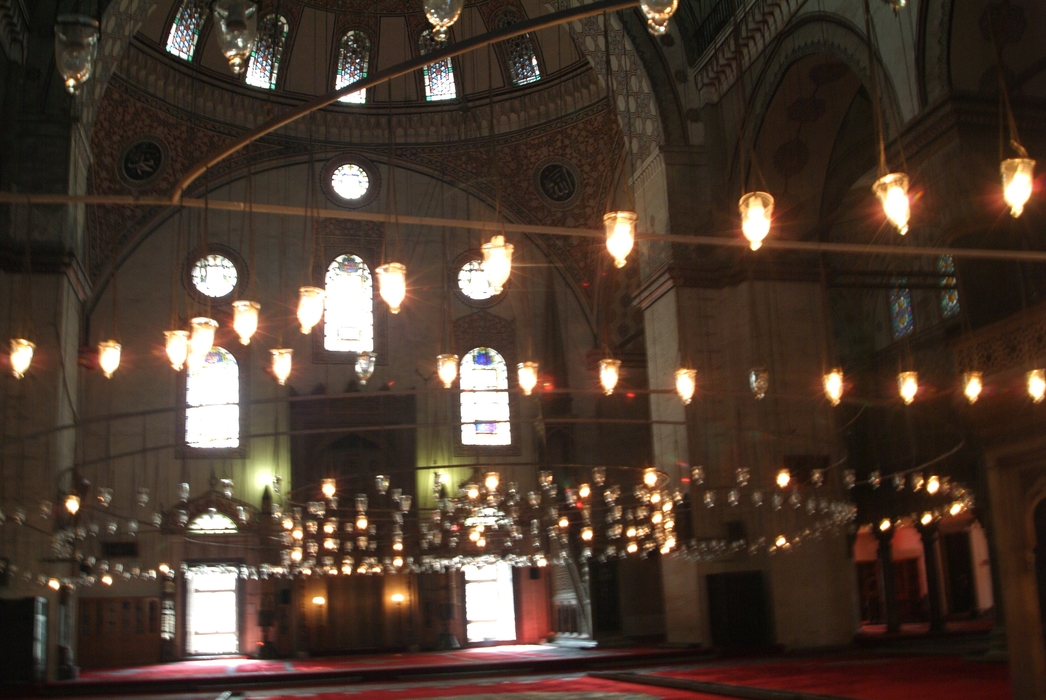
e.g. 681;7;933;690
875;527;900;633
916;522;945;633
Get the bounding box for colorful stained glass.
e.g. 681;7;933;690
186;347;239;448
458;260;497;300
191;254;238;298
420;31;457;101
937;255;960;318
336;30;370;104
324;254;374;353
495;10;541;86
246;15;288;90
330;163;370;200
889;281;914;339
460;347;511;446
166;0;206;61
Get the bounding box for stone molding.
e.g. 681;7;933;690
953;302;1046;380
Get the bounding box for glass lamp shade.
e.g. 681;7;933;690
1028;369;1046;403
356;351;376;386
297;287;325;334
54;15;99;95
962;371;983;404
270;348;293;386
424;0;464;40
604;211;637;268
98;340;122;379
213;0;258;74
376;263;407;314
749;367;769;399
484;471;500;491
9;338;35;379
232;300;260;345
599;358;621;396
164;330;189;371
1001;157;1035;218
674;368;697;404
189;317;218;367
375;475;389;494
643;468;658;488
873;172;911;235
481;235;513;294
739;192;773;251
436;353;459;388
640;0;678;35
65;494;80;515
517;361;539;396
823;368;844;406
897;370;918;405
321;478;336;499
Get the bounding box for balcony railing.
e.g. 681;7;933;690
694;0;740;59
952;302;1046;377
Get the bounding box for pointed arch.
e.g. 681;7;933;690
493;8;540;86
324;254;374;353
460;347;511;446
186;347;239;448
420;30;457;101
165;0;207;61
246;14;289;90
336;30;371;104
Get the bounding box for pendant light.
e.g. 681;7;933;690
1001;157;1035;218
213;0;258;75
1028;369;1046;403
962;371;983;404
98;340;122;379
436;353;459;388
424;0;464;41
9;338;35;379
873;173;911;235
739;192;773;250
271;348;293;386
599;358;621;396
674;368;696;405
54;15;99;95
640;0;678;35
897;370;918;404
297;287;325;334
356;351;376;386
232;301;260;344
189;317;218;366
376;263;407;314
749;367;769;399
164;330;189;371
517;362;539;396
822;369;844;406
481;235;513;294
604;211;637;268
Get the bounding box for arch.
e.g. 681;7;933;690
460;347;511;446
246;14;289;90
335;29;371;104
185;346;239;448
165;0;206;61
493;8;541;87
324;254;374;353
420;30;457;101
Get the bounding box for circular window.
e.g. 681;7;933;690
191;254;238;298
322;154;381;208
457;259;498;301
331;163;370;201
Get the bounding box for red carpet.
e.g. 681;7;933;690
650;655;1011;700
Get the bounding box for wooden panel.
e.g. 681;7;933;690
78;597;161;669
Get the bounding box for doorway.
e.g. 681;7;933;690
185;566;239;655
463;561;516;643
707;571;772;649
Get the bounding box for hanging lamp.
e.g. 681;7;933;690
188;317;218;368
739;192;774;250
356;351;376;386
297;287;325;334
1001;157;1035;218
749;367;769;399
517;362;539;396
98;340;122;379
9;338;35;379
54;15;99;95
481;235;513;294
424;0;464;41
962;371;983;404
674;368;696;404
232;301;260;344
822;369;844;406
897;370;918;404
873;173;911;235
599;358;621;396
1028;369;1045;403
164;330;189;371
436;353;459;388
376;263;407;314
271;348;293;386
213;0;258;74
604;211;637;268
640;0;679;35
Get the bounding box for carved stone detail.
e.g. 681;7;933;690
953;304;1046;378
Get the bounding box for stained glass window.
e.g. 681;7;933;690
937;255;960;319
889;281;914;339
495;9;541;86
324;254;374;353
330;163;370;201
460;347;511;446
191;254;238;298
336;30;370;104
458;260;497;300
186;347;239;449
166;0;206;61
246;15;289;90
420;31;457;101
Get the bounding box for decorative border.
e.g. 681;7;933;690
116;135;171;190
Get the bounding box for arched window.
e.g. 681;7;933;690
889;282;914;339
937;255;960;319
246;14;289;90
186;347;239;448
166;0;206;61
336;30;370;104
420;30;457;101
494;9;540;86
460;347;511;446
324;254;374;353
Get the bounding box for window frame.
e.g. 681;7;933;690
321;153;382;209
183;245;247;305
888;281;915;340
176;334;250;460
458;347;514;449
333;28;372;105
165;0;208;63
311;244;388;365
245;13;291;91
491;7;542;87
418;29;459;102
451;250;507;309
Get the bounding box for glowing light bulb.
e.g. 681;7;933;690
1028;369;1046;403
920;512;933;526
599;358;621;396
436;354;459;388
739;192;773;250
97;340;122;378
776;469;791;489
643;468;658;488
626;540;638;554
101;573;113;586
559;516;569;529
775;535;788;548
292;526;303;541
517;361;539;396
321;478;336;499
232;300;260;344
484;472;500;492
312;596;326;605
926;475;940;495
481;235;513;294
651;511;663;525
1001;157;1035;217
962;371;983;404
626;525;637;539
189;317;218;367
898;371;918;405
164;330;188;371
376;263;407;314
879;518;892;532
578;483;591;500
949;502;963;516
674;368;697;404
873;172;911;235
823;368;844;406
270;348;293;386
604;211;637;268
65;494;80;515
467;484;480;500
581;526;593;542
392;556;403;568
297;286;325;334
640;0;678;35
9;338;34;379
355;514;368;530
356;351;375;386
48;578;61;591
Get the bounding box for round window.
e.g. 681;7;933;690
331;163;370;201
457;260;497;301
190;254;238;298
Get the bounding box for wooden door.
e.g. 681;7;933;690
78;597;161;669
